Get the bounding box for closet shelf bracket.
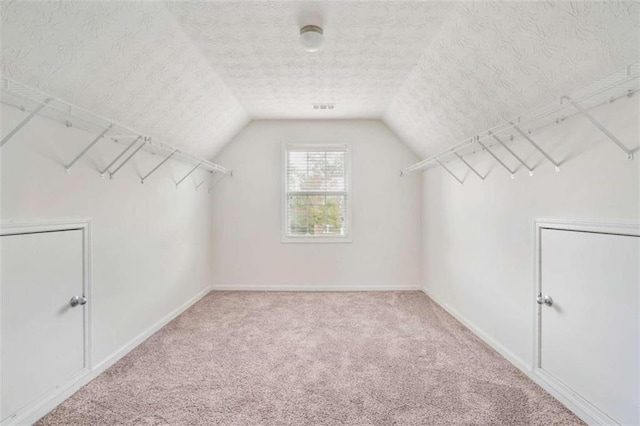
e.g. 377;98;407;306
66;124;113;172
489;131;535;176
109;139;147;179
400;63;638;177
0;98;52;148
510;124;560;172
196;171;217;190
141;149;178;184
476;136;516;178
563;96;634;160
436;159;464;184
100;136;142;178
1;76;232;178
452;145;485;180
176;161;203;188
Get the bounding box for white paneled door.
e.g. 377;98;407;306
1;227;88;424
538;227;639;425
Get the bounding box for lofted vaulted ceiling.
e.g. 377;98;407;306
165;1;455;120
1;1;638;161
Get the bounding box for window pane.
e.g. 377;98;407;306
285;147;348;239
286;150;346;192
324;195;346;235
287;194;346;236
287;151;307;192
324;152;346;191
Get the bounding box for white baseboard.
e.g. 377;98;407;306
91;285;212;373
9;286;212;426
211;284;422;292
11;285;597;425
420;287;601;426
420;287;529;373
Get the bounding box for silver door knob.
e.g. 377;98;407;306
536;294;553;307
70;295;87;307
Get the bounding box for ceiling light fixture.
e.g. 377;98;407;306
300;25;324;52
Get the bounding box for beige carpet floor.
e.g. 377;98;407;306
39;291;583;425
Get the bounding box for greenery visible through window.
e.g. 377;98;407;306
284;146;349;240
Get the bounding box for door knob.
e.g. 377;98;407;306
69;295;87;307
536;294;553;307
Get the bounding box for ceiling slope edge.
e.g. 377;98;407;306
161;2;252;160
378;117;424;162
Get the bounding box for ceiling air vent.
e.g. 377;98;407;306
312;103;335;110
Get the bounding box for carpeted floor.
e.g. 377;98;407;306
38;291;583;425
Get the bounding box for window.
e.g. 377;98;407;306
283;145;350;243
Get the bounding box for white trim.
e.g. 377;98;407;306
281;235;353;244
420;287;529;372
285;144;347;152
532;218;640;426
91;285;211;373
281;143;353;244
532;218;639;236
211;284;421;292
0;218;92;235
1;219;92;426
1;278;211;426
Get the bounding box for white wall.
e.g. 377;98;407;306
0;104;214;366
421;94;640;368
210;120;422;290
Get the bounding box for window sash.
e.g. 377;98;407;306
283;145;349;241
285;194;348;237
286;191;347;196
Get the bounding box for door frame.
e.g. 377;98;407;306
0;219;92;426
532;218;639;426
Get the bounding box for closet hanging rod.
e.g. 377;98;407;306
404;87;634;176
401;63;639;176
0;76;232;176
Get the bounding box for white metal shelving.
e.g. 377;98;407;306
0;76;232;188
401;63;640;181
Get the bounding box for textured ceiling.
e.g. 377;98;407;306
1;1;639;161
0;1;249;159
165;1;455;119
384;1;640;158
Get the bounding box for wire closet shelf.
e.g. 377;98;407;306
401;63;640;178
0;76;232;186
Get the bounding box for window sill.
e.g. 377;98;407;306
281;236;352;244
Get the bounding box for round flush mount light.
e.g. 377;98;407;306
300;25;324;52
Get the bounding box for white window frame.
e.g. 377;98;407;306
281;143;352;244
